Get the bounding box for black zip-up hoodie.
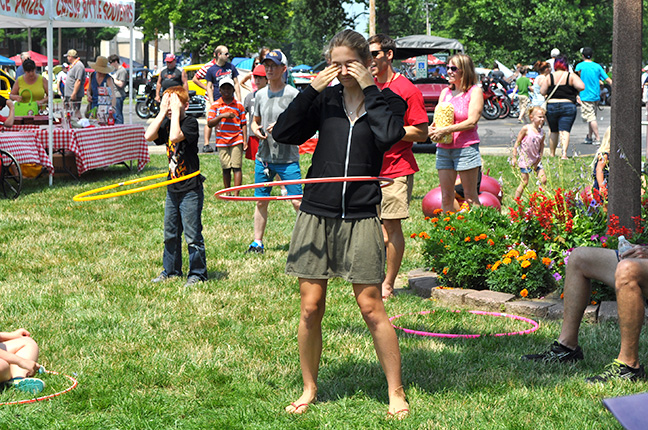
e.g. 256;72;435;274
273;84;406;219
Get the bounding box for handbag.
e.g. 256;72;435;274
14;88;39;116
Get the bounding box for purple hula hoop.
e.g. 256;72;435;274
389;310;540;338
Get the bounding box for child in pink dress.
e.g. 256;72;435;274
513;106;548;199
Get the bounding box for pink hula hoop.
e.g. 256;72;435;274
0;369;78;406
214;176;394;201
389;310;540;339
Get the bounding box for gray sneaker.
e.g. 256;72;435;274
184;276;204;287
521;341;584;363
151;273;178;283
583;136;593;144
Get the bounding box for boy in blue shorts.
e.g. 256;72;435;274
248;50;302;254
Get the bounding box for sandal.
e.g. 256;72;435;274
285;402;310;414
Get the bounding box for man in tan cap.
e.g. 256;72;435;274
64;49;85;117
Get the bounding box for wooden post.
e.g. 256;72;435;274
609;0;643;228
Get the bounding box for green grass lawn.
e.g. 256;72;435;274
0;152;645;429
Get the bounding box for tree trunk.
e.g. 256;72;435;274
609;0;643;229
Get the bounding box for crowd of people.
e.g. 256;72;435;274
0;34;640;415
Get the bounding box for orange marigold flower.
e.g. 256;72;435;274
457;215;465;220
507;249;520;258
431;217;439;223
526;250;537;260
486;264;492;269
602;243;608;248
520;288;529;297
465;237;471;242
479;233;487;240
410;233;417;238
488;239;494;246
521;260;531;268
491;261;502;271
424;216;430;220
591;301;597;305
474;236;481;241
503;257;512;265
560;293;564;299
444;217;451;222
521;274;527;280
542;257;552;266
445;225;452;230
433;208;443;214
442;267;448;275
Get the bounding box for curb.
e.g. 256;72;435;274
407;269;648;323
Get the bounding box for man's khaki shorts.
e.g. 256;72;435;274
581;101;597;123
218;144;243;169
379;174;414;220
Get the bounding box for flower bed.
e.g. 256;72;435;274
415;188;648;300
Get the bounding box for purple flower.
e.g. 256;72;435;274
591;234;599;241
553;273;563;281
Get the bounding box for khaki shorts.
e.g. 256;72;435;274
380;174;414;220
581;101;597;123
218;144;243;169
286;212;385;285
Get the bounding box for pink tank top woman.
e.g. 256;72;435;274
439;85;480;149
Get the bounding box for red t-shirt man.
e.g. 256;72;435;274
376;74;428;178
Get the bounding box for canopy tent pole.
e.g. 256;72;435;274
129;23;134;124
47;19;54;186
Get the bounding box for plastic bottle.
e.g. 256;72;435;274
618;235;633;257
107;107;115;126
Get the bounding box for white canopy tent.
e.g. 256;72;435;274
0;0;136;185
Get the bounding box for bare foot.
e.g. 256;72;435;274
285;390;317;414
388;385;409;420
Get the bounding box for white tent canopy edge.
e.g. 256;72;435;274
0;0;136;185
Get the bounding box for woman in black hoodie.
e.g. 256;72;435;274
273;29;409;418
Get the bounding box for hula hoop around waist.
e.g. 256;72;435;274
73;170;201;202
214;176;394;201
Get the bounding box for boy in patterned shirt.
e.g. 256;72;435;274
207;77;247;195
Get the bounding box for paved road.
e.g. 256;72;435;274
128;105;645;157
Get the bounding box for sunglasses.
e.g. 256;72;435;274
448;66;460;72
370;49;387;58
222;52;230;57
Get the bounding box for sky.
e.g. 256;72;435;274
344;2;369;37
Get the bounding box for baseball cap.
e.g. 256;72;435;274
252;64;266;77
550;48;560;58
219;77;235;88
581;47;593;59
165;54;176;62
65;49;78;58
264;50;284;66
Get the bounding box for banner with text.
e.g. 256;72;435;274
0;0;134;25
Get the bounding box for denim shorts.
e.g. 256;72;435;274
520;162;543;174
436;144;482;171
254;159;302;197
546;102;577;133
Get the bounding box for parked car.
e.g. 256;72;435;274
394;35;463;153
183;63;207;97
126;68;152;96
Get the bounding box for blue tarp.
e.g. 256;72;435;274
0;55;15;66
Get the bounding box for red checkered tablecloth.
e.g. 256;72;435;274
0;131;54;174
36;125;150;175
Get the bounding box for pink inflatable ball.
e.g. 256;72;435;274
422;187;443;217
480;174;503;202
478;191;501;210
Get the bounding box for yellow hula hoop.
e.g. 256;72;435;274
73;170;201;202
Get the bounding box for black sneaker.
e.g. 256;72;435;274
585;359;647;383
521;341;584;363
246;243;264;254
203;145;214;153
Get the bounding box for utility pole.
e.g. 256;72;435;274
369;0;375;36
